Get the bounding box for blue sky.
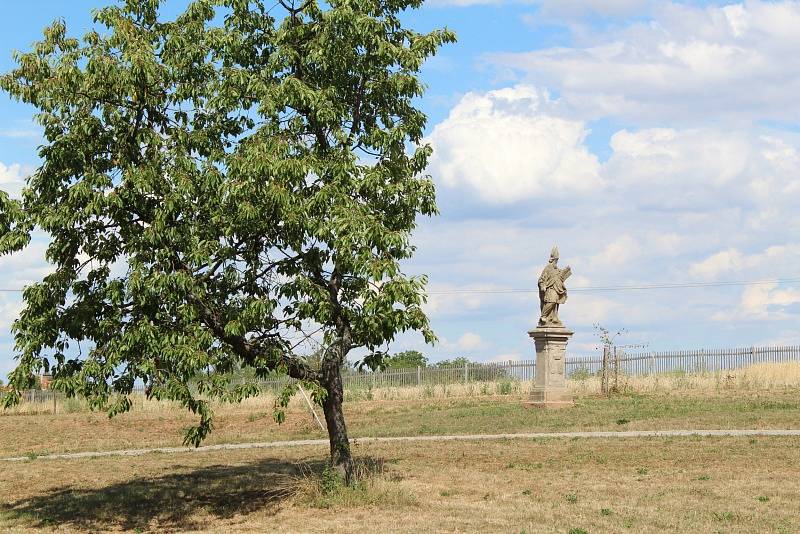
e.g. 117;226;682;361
2;1;800;377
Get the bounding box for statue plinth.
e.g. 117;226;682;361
527;325;574;408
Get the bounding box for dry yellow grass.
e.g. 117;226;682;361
570;361;800;396
1;435;798;533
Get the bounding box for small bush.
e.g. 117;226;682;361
320;465;343;495
498;381;514;395
571;367;592;381
566;493;578;503
296;459;417;510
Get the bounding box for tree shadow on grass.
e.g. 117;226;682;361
1;456;354;532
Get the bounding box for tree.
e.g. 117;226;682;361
0;0;454;481
383;349;427;369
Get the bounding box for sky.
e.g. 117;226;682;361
2;0;800;377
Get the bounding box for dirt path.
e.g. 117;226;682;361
3;429;799;462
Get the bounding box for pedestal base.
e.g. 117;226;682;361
526;387;574;409
527;325;574;409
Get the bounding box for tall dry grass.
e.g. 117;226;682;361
569;361;800;396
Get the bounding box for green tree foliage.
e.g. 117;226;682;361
382;349;427;368
435;356;470;368
435;356;509;381
0;0;454;478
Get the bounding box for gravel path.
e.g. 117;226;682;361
3;429;800;462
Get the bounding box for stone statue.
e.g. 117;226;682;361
537;246;571;327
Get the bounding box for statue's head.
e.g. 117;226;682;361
549;246;559;264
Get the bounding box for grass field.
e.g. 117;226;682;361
3;363;800;458
3;388;800;458
2;363;799;532
2;436;798;533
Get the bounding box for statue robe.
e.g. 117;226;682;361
538;263;568;305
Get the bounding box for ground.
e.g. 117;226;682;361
1;372;800;532
1;436;798;533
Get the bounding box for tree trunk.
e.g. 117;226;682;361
321;353;354;483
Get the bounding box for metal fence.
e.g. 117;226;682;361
564;345;800;377
254;345;800;392
255;359;536;392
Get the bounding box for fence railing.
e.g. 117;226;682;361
253;345;800;392
5;345;800;406
254;359;537;392
564;345;800;377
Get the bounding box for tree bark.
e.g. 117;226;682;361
321;348;354;483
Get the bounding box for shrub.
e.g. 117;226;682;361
571;367;592;381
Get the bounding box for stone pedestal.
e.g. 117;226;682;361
527;326;574;408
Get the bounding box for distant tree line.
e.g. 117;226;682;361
378;352;509;379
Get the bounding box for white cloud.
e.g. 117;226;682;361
590;235;639;269
0;129;40;139
0;239;53;290
0;161;29;199
0;295;23;336
689;248;744;280
713;282;800;321
427;86;602;203
489;1;800;123
424;284;485;316
603;128;800;213
565;293;624;325
457;332;484;350
690;245;800;281
440;331;487;352
487;352;523;362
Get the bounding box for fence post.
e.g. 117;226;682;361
601;345;609;395
417;365;421;386
613;346;619;393
464;361;468;384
